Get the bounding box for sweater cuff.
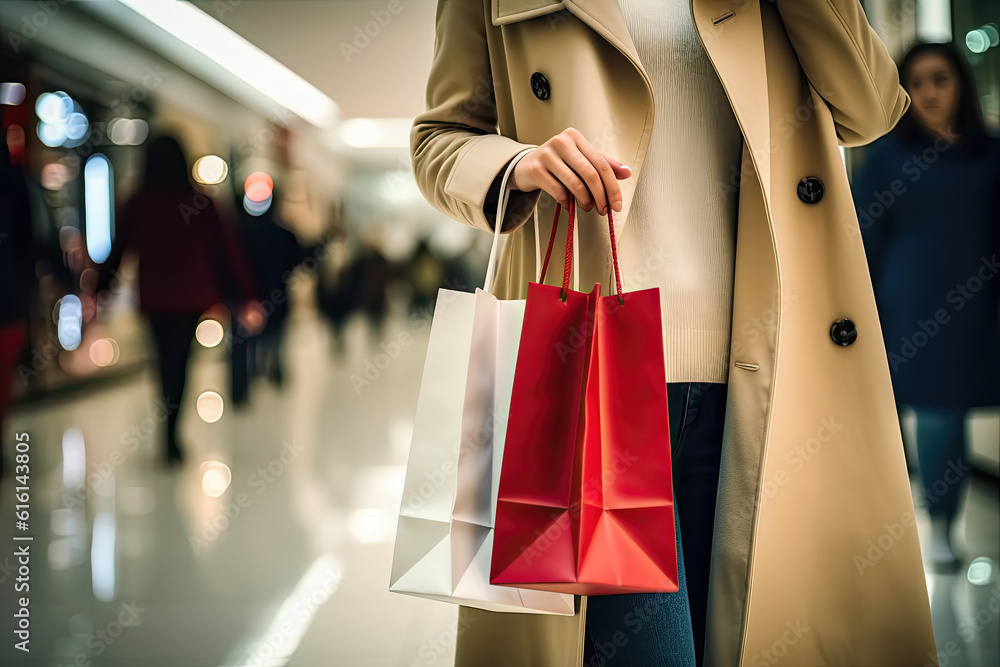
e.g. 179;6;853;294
483;149;542;232
443;135;539;233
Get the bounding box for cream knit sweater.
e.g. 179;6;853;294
616;0;744;383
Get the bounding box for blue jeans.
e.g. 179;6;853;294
583;382;727;667
912;407;968;521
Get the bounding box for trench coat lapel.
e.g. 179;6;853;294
492;0;648;97
493;0;772;197
491;1;638;62
689;0;771;195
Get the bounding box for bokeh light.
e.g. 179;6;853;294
36;91;72;123
57;295;83;351
339;118;380;147
89;339;120;367
193;155;229;185
245;181;271;203
38;121;67;148
35;91;90;148
84;154;114;263
41;163;71;190
201;461;233;497
6;124;25;154
347;509;395;544
196;391;225;423
243;192;272;217
196;319;225;347
966;29;989;54
244;171;273;193
65;113;89;140
108;118;149;146
243;171;274;216
983;24;1000;48
1;82;26;105
967;556;997;586
61;427;86;490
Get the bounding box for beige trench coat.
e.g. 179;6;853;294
410;0;937;664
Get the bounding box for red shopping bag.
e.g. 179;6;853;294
490;200;678;595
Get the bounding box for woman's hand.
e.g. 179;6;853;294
510;128;632;215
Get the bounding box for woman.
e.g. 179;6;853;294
854;41;1000;569
102;135;259;464
410;1;936;664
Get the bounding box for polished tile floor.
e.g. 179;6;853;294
1;306;998;666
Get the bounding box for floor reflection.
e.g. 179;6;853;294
0;306;996;666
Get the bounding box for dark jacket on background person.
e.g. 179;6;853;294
105;187;259;315
236;209;304;327
346;244;389;323
855;130;1000;408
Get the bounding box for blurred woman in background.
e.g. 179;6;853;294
854;40;1000;568
102;135;260;464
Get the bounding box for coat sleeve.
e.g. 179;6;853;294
773;0;910;147
410;0;542;234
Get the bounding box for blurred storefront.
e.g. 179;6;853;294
1;1;343;404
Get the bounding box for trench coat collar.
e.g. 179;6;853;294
491;0;644;86
492;0;772;194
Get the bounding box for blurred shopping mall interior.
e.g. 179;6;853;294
0;1;997;665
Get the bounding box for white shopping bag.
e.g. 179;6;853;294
389;149;574;614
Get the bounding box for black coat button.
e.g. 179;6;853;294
797;176;824;204
830;319;858;347
530;72;550;101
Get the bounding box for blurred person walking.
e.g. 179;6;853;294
409;0;936;665
230;185;306;404
346;230;390;344
316;231;354;356
407;237;445;316
854;40;1000;569
101;135;259;464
